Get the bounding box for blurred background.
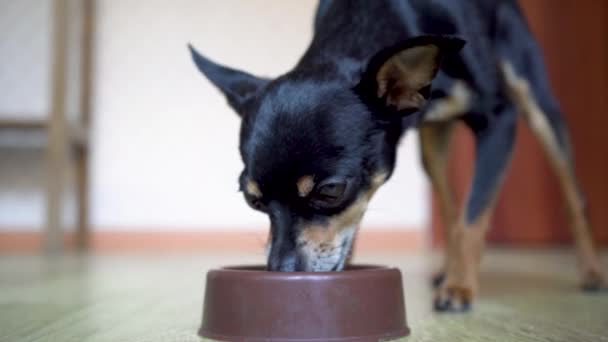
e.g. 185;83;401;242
0;0;606;254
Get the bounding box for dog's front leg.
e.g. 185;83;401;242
419;81;471;287
435;209;491;311
433;110;517;312
419;122;457;286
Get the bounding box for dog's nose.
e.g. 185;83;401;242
267;248;303;272
268;255;295;272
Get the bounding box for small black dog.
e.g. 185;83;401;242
190;0;606;311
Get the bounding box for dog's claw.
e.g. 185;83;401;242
433;297;452;312
581;270;608;292
433;284;474;313
582;283;602;292
433;297;472;312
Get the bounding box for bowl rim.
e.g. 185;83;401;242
207;264;400;280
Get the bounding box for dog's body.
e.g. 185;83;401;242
190;0;606;311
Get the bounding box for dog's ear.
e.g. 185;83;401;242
189;44;269;116
355;35;465;115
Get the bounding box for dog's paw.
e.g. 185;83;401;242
433;282;474;312
581;269;608;292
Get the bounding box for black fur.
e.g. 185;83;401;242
189;0;566;272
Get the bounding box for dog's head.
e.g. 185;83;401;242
190;35;463;272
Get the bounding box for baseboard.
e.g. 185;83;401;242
0;228;424;252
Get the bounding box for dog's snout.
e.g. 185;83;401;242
267;246;304;272
266;202;303;272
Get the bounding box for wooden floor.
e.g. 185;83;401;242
0;249;606;341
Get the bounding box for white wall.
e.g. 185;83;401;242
0;0;51;229
0;0;429;232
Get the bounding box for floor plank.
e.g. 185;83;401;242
0;249;606;341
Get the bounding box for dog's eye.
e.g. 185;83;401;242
311;179;350;208
317;182;346;200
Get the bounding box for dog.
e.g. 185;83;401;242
189;0;606;311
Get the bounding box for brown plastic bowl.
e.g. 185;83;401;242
199;265;409;342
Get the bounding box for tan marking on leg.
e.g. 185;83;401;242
451;208;493;282
435;142;511;310
436;206;494;310
501;61;606;288
245;179;262;198
501;62;561;157
419;122;458;289
296;175;315;197
420;123;457;236
424;81;471;122
418;82;470;265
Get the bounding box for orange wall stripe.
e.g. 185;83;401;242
0;228;424;253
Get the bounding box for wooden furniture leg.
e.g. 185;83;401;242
45;0;69;254
74;0;95;251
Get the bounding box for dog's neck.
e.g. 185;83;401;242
290;4;415;85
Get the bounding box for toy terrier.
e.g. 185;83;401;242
189;0;606;311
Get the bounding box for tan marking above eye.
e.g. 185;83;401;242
371;171;388;187
296;175;315;197
246;179;262;198
366;171;388;200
